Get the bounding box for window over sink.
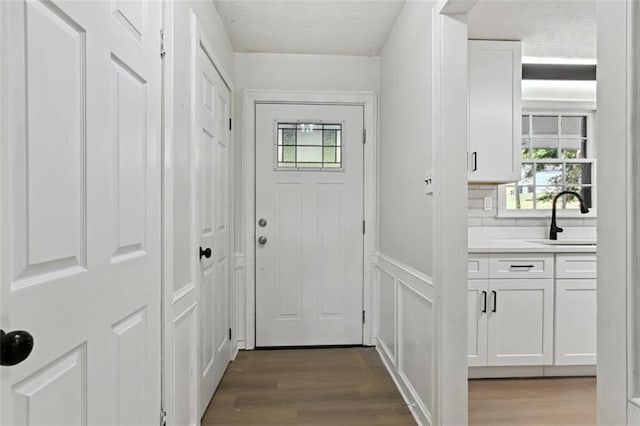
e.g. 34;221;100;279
499;109;596;216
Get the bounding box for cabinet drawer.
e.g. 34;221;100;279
556;254;597;279
489;254;554;279
468;254;489;279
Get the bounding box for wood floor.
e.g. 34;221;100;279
203;347;596;426
469;377;597;426
201;347;415;425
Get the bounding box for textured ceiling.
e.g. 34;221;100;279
468;0;596;61
213;0;406;56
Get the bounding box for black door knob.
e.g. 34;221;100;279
1;329;34;366
199;247;212;259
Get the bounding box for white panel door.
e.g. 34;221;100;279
487;279;554;366
196;39;231;415
468;280;488;366
255;103;364;347
1;1;161;424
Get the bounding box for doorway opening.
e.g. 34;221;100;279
241;91;378;350
460;2;598;425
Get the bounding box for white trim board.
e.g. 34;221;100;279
241;90;378;349
432;2;472;425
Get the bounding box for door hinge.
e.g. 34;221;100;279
363;129;367;144
362;220;366;235
160;29;167;57
228;328;232;340
160;408;167;426
362;310;366;324
229;118;232;131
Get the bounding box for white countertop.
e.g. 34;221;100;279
469;238;597;253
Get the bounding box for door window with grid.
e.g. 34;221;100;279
503;111;595;213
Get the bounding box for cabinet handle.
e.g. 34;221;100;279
472;151;478;172
491;290;497;313
510;264;534;270
481;291;487;313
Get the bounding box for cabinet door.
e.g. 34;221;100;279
555;279;597;365
468;40;522;183
468;280;489;366
487;279;553;366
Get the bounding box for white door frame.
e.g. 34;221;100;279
161;7;236;423
432;1;477;425
596;1;640;424
242;90;377;350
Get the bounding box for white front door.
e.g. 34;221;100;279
255;103;364;347
196;39;231;415
1;1;161;424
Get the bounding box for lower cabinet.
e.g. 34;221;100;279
468;252;597;369
555;279;597;365
468;279;554;366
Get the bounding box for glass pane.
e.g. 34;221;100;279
535;163;563;187
283;146;295;162
519;163;534;185
506;186;535;210
297;146;322;163
522;115;530;135
297;126;322;146
566;163;592;186
532;116;559;136
561;116;587;137
536;186;562;209
561;139;587;159
323;146;337;163
564;186;592;209
276;123;343;169
282;129;296;145
521;138;531;159
531;139;559;159
323;130;338;146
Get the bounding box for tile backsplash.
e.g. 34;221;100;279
468;185;598;228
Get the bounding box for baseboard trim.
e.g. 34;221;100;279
469;365;596;379
374;338;431;426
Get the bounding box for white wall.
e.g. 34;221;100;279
164;2;235;425
379;3;433;277
375;2;437;425
234;52;380;348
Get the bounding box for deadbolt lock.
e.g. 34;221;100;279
258;218;267;227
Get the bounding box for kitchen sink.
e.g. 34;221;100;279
528;239;597;246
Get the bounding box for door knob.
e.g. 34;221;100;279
199;247;212;259
258;236;267;245
1;329;34;366
258;218;267;227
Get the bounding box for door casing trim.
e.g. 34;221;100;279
241;90;378;349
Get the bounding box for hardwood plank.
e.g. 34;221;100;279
202;347;415;425
469;377;597;426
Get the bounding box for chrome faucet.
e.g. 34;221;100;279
550;190;590;240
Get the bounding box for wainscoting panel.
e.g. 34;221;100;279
374;254;434;426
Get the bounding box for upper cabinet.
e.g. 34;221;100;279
468;40;522;183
